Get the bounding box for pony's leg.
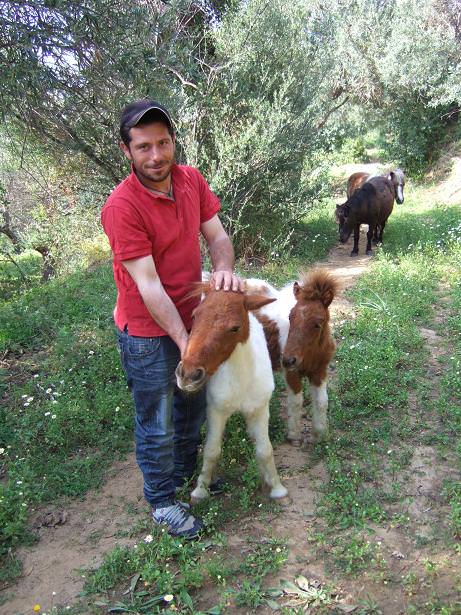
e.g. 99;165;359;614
244;405;288;499
191;408;227;502
366;225;373;255
284;369;303;446
351;224;360;256
379;220;386;243
309;380;329;442
373;224;380;244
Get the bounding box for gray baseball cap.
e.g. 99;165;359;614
120;99;173;133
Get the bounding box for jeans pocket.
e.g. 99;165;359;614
126;336;161;357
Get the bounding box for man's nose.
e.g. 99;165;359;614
150;146;163;161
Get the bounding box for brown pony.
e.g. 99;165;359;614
247;269;338;444
347;168;405;204
336;176;395;256
176;286;288;502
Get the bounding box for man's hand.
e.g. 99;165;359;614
210;270;245;292
201;216;244;292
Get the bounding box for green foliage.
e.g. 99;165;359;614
0;250;42;301
84;531;205;613
190;0;339;255
0;262;134;567
380;101;448;176
234;579;266;608
3;0;461;261
336;137;369;164
331;533;376;575
0;263;115;352
318;460;386;528
321;190;461;532
0;0;209;183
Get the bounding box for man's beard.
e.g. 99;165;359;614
135;161;173;185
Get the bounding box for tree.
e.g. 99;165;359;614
0;0;212;183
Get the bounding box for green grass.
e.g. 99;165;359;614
0;263;135;570
0;250;43;302
317;188;461;537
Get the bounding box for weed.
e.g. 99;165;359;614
357;595;383;614
402;571;418;596
331;533;376;575
234;579;266;608
238;537;288;576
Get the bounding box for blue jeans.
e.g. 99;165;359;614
117;328;206;508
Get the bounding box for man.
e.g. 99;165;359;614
101;99;242;539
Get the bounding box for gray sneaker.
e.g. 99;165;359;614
152;502;203;539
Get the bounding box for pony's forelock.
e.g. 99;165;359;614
179;282;210;305
298;269;340;302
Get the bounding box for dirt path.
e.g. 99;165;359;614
2;227;375;615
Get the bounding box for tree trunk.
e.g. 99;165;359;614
34;245;56;281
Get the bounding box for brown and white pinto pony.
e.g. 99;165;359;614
246;270;338;445
175;286;288;503
347;168;405;204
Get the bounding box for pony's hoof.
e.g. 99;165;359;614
350;251;359;257
366;250;373;256
270;484;288;499
287;436;302;447
190;487;208;504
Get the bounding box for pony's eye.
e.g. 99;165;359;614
229;326;240;333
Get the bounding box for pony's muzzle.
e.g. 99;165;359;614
175;361;206;392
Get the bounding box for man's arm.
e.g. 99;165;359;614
201;214;244;292
122;255;189;357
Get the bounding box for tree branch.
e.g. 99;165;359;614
315;96;350;130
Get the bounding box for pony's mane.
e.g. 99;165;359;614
391;168;405;183
298;269;340;302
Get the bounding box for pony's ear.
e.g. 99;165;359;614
321;288;335;307
244;294;276;312
388;171;395;182
293;281;301;298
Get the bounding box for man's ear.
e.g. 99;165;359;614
120;141;132;162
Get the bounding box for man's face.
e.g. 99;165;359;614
120;122;175;185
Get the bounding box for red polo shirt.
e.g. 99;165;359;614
101;164;220;337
